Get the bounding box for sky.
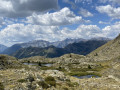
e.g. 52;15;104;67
0;0;120;46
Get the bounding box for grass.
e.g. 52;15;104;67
68;71;101;77
67;66;103;77
66;81;79;87
38;81;49;89
40;66;55;70
0;82;4;90
56;67;66;72
17;79;27;83
45;76;56;87
38;76;56;89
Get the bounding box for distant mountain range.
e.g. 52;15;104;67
13;40;108;59
0;44;8;53
1;38;86;55
1;37;110;58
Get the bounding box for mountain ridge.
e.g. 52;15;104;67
87;34;120;61
12;40;108;59
1;37;109;56
0;44;8;53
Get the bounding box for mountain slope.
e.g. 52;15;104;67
13;40;108;59
88;34;120;61
0;44;7;53
0;55;22;69
2;44;22;55
13;46;66;59
64;40;107;55
51;38;86;48
1;38;85;55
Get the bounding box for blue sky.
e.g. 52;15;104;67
0;0;120;46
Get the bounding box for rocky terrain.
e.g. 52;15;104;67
0;35;120;90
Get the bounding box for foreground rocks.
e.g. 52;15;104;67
0;68;120;90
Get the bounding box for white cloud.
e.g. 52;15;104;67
102;21;120;38
79;8;93;17
26;7;89;26
75;0;92;3
99;21;110;24
0;24;61;46
99;0;120;5
0;24;102;46
0;17;6;27
0;21;120;46
96;5;120;19
63;0;77;9
0;0;58;18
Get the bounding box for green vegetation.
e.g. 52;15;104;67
68;71;101;77
40;66;55;70
0;82;4;90
38;76;56;89
88;65;92;69
67;65;103;77
45;76;56;87
63;87;69;90
66;81;79;87
38;62;41;66
27;75;35;83
38;81;49;89
17;79;27;83
56;67;66;72
0;56;6;60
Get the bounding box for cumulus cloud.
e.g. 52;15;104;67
63;0;77;9
99;21;110;24
0;17;6;27
96;5;120;19
75;0;92;3
26;7;89;26
0;24;61;46
0;24;103;46
99;0;120;5
0;0;58;18
102;21;120;38
79;8;93;17
1;22;120;46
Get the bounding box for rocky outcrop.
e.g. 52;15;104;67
0;55;22;69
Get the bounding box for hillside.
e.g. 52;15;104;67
87;34;120;61
0;55;22;69
64;40;107;55
12;40;108;59
13;46;66;59
1;44;22;55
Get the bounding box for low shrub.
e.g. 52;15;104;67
27;75;35;82
17;79;27;83
69;71;101;77
45;76;56;87
0;82;4;90
38;81;49;89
